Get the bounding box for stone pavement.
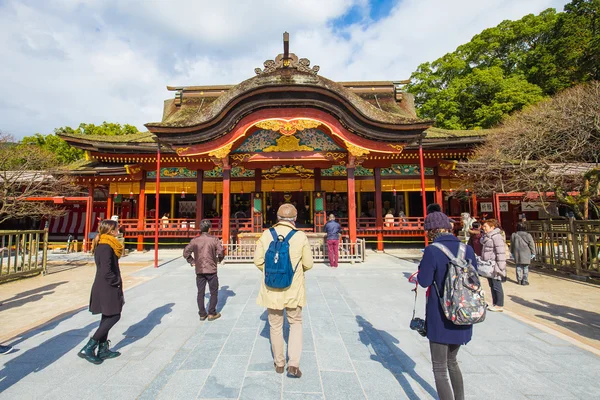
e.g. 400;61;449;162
1;254;599;399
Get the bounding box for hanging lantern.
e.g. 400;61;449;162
129;191;134;200
181;189;186;199
241;189;244;195
465;188;469;193
393;188;397;195
114;190;118;197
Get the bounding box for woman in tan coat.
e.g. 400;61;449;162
254;204;313;378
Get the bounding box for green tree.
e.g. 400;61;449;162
407;0;600;127
22;122;140;164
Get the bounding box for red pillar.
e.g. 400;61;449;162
472;193;478;218
84;184;93;252
419;142;428;245
374;167;384;251
434;173;443;206
106;194;113;218
154;145;161;268
493;192;501;222
222;167;231;245
347;166;357;245
137;176;146;251
196;170;203;228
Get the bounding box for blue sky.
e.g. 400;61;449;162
0;0;570;139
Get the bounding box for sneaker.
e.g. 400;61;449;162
199;315;208;321
208;313;221;321
0;345;14;355
488;306;504;312
522;281;530;286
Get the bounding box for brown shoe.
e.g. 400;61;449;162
208;312;221;321
274;363;285;374
199;315;208;321
287;366;302;378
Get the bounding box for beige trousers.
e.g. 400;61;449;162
267;307;303;368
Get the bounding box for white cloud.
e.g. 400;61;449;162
0;0;569;138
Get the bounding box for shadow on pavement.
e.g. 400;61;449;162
204;285;236;312
509;296;600;341
112;303;175;351
356;315;437;400
0;322;97;393
0;282;68;311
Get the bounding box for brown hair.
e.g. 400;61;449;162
483;218;499;229
92;219;118;253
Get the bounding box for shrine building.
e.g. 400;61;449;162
57;35;495;251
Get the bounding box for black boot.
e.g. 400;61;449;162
78;338;103;364
98;340;121;360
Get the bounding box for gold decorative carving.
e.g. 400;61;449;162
439;160;458;171
255;119;321;135
324;152;346;161
208;143;233;159
345;142;370;157
388;144;405;152
263;136;314;152
255;53;320;75
176;147;190;156
124;164;142;175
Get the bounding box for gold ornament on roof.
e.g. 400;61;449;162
345;142;370;157
176;147;190;156
255;119;321;136
388;144;405;152
263;135;314;152
208;143;233;159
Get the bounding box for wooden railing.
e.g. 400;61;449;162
526;219;600;277
0;229;48;282
223;239;366;264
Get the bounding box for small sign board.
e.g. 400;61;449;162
499;202;509;212
480;202;493;212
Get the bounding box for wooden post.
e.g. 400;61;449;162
137;176;146;251
472;193;478;218
222;167;231;245
154;144;161;268
374;167;384;251
196;170;203;228
106;194;113;218
84;185;93;252
419;142;428;245
255;168;262;192
569;217;582;276
347;166;357;245
434;174;443;205
314;168;321;192
493;192;501;222
170;193;175;219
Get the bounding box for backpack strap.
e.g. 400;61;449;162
430;243;458;261
283;229;297;242
269;228;278;242
456;243;466;260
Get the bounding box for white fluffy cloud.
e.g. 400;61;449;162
0;0;569;138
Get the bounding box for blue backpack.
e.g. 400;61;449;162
264;228;301;289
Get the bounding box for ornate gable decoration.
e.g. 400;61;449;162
255;119;320;136
255;53;320;76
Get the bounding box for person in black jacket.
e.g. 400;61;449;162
78;219;125;365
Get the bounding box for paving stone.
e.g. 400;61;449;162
198;355;249;398
314;337;354;372
156;369;209;400
353;360;407;400
221;328;257;356
179;339;226;370
311;316;341;339
239;372;282;400
283;352;322;394
320;371;366;400
283;394;324;400
88;384;149;400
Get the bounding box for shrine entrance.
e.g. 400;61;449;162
264;191;312;228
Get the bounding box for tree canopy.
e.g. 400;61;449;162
458;81;600;219
407;0;600;129
22;122;140;165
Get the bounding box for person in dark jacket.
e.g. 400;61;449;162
78;219;124;365
184;219;225;321
418;211;478;400
510;223;536;285
467;221;483;257
324;214;341;268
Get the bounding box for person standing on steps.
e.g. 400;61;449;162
79;219;124;365
254;204;313;378
184;219;224;322
324;214;341;268
481;219;507;312
510;223;536;285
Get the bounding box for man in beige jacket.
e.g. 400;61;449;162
254;203;313;378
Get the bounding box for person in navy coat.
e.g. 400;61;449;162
418;209;478;400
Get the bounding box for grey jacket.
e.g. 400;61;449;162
480;228;507;279
510;231;535;265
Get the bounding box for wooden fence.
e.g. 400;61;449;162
0;229;49;282
525;219;600;277
223;239;366;264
